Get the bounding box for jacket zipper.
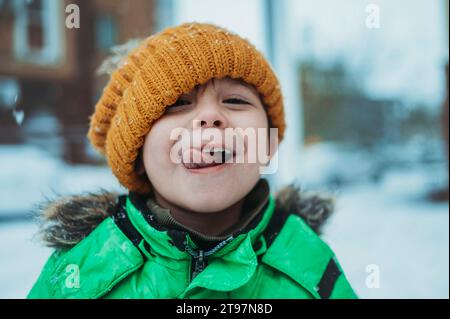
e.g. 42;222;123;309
190;249;207;281
185;235;234;282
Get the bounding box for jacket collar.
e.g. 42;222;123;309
126;185;276;294
35;180;335;250
126;182;276;255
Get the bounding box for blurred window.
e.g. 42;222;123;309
12;0;63;65
27;0;44;50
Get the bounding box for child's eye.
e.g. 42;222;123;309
223;98;251;105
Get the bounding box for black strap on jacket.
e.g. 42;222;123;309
316;258;341;299
261;202;292;248
261;203;342;299
111;195;146;258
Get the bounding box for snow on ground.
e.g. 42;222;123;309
0;146;126;215
0;145;126;297
323;181;449;299
0;145;448;298
0;222;52;298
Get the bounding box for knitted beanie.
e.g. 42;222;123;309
87;22;286;194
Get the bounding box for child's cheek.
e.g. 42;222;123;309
143;122;176;171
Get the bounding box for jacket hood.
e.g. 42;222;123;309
34;185;335;249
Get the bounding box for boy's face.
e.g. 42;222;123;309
141;77;273;213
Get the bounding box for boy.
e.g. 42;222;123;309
28;22;356;299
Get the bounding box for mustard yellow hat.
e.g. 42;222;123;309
87;22;285;194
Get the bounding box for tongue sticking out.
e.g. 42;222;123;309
182;148;233;170
183;161;222;169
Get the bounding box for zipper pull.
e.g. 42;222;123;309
191;250;206;280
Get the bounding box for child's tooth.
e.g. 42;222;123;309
202;147;228;155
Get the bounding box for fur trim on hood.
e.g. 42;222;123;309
34;185;335;249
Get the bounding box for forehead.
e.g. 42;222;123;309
193;77;258;95
218;77;255;90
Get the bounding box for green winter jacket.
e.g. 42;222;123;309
28;180;357;299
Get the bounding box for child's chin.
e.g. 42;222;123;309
174;182;238;211
182;197;235;213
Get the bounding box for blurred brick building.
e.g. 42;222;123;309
0;0;156;163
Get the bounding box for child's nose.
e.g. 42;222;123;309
197;119;224;128
193;106;228;129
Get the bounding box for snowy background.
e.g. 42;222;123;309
0;0;448;299
0;144;447;299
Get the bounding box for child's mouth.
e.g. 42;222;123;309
182;147;235;170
